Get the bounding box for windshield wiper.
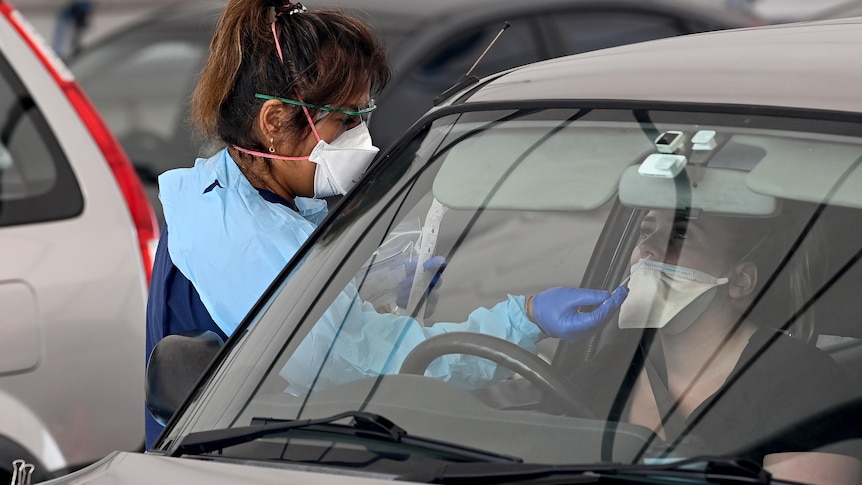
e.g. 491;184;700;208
169;410;521;464
406;456;774;484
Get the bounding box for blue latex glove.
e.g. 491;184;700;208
397;255;446;316
529;286;628;342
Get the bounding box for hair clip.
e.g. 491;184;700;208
275;2;307;17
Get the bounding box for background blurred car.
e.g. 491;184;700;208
66;0;759;225
816;2;862;19
738;0;862;22
0;1;157;481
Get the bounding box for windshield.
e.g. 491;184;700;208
159;106;862;478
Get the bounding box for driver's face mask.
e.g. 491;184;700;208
618;259;729;335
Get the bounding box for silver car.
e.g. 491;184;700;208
0;2;157;482
46;15;862;485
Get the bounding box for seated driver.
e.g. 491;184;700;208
561;206;861;484
279;199;860;483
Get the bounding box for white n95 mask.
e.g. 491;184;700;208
618;259;729;335
309;122;379;198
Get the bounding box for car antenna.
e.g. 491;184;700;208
432;21;511;106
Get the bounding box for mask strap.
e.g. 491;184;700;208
247;6;319;160
272;3;306;63
268;13;322;143
294;91;322;142
271;22;284;63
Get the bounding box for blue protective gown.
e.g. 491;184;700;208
145;148;542;447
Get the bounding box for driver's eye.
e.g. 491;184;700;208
638;223;687;245
638;224;655;241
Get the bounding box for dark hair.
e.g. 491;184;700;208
716;203;826;340
190;0;390;151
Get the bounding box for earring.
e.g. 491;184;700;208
269;138;276;153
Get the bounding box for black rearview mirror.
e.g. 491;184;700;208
145;331;223;426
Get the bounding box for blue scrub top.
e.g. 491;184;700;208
145;188;298;449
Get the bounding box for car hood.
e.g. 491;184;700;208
41;451;400;485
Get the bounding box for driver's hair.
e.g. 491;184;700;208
717;202;826;342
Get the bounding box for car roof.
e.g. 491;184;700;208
459;17;862;113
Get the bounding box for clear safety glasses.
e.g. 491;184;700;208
255;93;376;124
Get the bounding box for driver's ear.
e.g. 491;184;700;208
728;261;757;299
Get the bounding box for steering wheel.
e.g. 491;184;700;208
399;332;596;419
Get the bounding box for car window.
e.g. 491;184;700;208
171;107;862;469
0;55;82;226
551;10;689;54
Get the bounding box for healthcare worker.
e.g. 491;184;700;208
144;0;392;448
145;0;627;448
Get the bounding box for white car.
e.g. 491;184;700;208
44;14;862;485
0;1;157;482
